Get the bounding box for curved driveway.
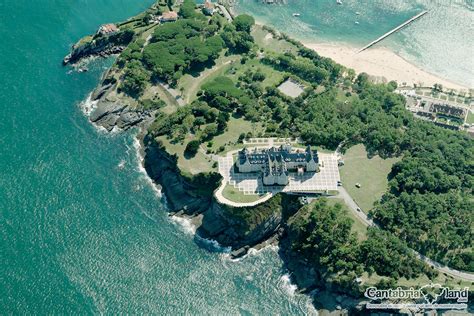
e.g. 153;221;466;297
333;187;474;282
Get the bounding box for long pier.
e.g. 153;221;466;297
358;10;428;53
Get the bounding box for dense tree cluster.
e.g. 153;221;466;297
370;122;473;271
120;60;150;96
184;139;200;157
286;199;434;290
179;0;198;19
220;14;255;53
262;48;342;86
143;19;224;82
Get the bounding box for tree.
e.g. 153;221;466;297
179;0;197;19
120;61;149;97
184;140;201;157
252;69;266;82
232;14;255;33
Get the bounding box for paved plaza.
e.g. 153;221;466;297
218;152;340;195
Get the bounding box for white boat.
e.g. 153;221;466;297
356;11;361;15
355;21;359;25
336;0;343;5
292;13;301;17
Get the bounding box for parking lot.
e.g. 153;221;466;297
218;152;340;195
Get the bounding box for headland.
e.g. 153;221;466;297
64;0;474;313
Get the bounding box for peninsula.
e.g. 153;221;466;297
65;0;473;312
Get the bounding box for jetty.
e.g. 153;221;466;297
358;10;428;53
261;0;287;4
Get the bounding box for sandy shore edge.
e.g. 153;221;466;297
303;42;471;92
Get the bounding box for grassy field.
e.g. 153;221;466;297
466;111;474;124
221;184;267;203
339;144;400;212
224;58;286;89
208;117;263;153
157;136;215;175
178;53;240;103
251;25;299;54
143;84;180;114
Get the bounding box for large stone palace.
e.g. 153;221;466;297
236;144;319;186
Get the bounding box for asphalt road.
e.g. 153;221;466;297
333;187;474;282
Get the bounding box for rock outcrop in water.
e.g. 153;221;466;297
63;28;134;65
87;79;155;132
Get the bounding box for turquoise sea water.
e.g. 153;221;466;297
0;1;316;314
235;0;474;87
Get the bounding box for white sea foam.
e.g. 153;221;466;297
117;159;126;170
196;235;232;253
224;244;279;262
79;93;98;117
169;215;197;235
280;274;298;296
132;135;162;198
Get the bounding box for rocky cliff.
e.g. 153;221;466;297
143;138;215;215
142;137;302;257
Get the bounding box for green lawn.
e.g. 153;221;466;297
362;268;471;289
221;184;267;203
142;84;179;114
157;136;214;175
223;58;286;89
178;53;240;103
77;35;93;46
251;25;299;54
208;118;263;153
466;111;474;124
339;144;401;212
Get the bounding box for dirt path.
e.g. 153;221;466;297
184;59;235;104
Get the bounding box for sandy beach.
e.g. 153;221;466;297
304;42;471;92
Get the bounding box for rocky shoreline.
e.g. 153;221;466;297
83;79;155;132
76;77;369;314
82;77;288;258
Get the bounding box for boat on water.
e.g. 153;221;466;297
292;13;301;17
355;21;359;25
356;11;361;15
336;0;342;5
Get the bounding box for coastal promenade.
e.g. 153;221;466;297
333;187;474;282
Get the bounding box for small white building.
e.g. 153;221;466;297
203;1;215;15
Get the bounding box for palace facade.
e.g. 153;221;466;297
236;144;319;186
